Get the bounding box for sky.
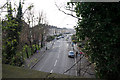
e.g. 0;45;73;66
0;0;78;29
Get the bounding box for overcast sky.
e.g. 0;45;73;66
0;0;77;29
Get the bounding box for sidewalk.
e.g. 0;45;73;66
74;44;96;78
24;41;54;69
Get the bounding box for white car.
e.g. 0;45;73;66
68;51;75;58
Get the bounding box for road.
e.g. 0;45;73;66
32;34;77;76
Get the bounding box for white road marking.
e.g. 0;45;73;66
54;60;57;67
50;70;53;73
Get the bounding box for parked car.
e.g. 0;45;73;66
61;36;64;38
56;37;60;40
68;51;75;58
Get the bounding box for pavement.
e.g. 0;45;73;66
73;44;96;78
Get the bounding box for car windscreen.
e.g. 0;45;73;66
69;52;74;55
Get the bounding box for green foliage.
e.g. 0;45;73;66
2;5;17;64
23;45;31;58
28;4;34;10
54;34;63;37
36;44;40;50
32;44;36;53
22;44;40;59
10;52;23;66
46;36;55;42
2;1;41;67
2;1;23;66
71;34;77;43
17;1;22;20
71;2;120;79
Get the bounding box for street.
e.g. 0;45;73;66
32;34;77;76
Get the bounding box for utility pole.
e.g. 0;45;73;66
79;53;81;76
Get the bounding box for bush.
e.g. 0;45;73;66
46;36;55;42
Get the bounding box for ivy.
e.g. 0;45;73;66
2;1;23;66
70;2;120;79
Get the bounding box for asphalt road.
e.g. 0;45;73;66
32;34;77;76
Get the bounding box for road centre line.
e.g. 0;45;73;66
57;54;59;58
54;60;57;67
50;69;53;73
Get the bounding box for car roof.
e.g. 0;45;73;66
69;51;73;52
69;52;74;55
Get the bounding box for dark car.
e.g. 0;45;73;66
61;36;64;38
68;51;75;58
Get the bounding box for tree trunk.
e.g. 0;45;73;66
26;47;29;58
41;34;43;48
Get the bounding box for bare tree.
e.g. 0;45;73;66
34;11;49;48
54;2;82;20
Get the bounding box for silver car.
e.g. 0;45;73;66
68;51;75;58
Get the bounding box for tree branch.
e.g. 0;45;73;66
55;2;81;20
66;8;76;12
0;2;7;9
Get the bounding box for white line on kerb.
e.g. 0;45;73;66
50;70;53;73
54;60;57;66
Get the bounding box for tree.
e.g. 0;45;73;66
25;4;34;55
69;2;120;79
2;0;24;66
3;1;18;64
16;1;23;45
32;11;49;48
